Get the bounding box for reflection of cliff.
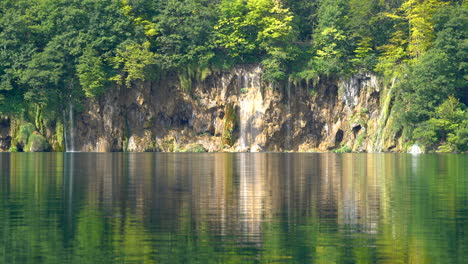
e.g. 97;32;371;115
69;153;384;241
1;153;466;263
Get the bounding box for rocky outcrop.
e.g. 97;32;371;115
0;65;401;152
0;117;11;151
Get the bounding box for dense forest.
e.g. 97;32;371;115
0;0;466;152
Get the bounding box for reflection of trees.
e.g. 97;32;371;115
0;153;466;263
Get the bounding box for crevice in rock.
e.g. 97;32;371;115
352;125;362;138
335;129;344;146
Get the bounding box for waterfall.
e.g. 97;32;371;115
373;78;396;152
63;110;69;152
238;66;264;152
69;102;75;152
63;102;76;152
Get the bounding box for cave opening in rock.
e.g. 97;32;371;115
352;125;362;138
335;129;344;145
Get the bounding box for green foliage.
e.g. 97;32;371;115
8;146;18;152
432;5;468;104
452;120;468;152
222;104;237;146
393;4;467;125
215;0;295;81
283;0;318;41
401;0;447;58
376;0;447;76
180;143;207;153
0;0;135;115
310;0;350;76
111;41;156;86
356;133;366;149
152;0;218;69
25;133;49;152
332;144;352;153
178;66;212;92
395;50;455;123
77;48;107;97
54;121;65;152
17;123;36;148
413;97;467;152
382;3;468;151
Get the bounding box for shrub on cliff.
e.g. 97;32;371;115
25;133;50;152
181;144;207;153
222;104;237;146
14;123;36;150
413;97;467;152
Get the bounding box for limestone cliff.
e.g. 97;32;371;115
0;65;402;152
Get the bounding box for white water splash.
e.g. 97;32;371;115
408;144;423;154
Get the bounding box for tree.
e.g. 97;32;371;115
401;0;447;58
413;96;467;152
110;41;156;86
214;0;295;81
77;48;107;97
393;3;467;125
308;0;351;76
151;0;218;69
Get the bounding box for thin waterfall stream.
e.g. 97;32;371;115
63;101;76;152
69;102;75;152
63;109;69;152
237;66;264;152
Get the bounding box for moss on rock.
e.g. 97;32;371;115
52;121;65;152
222;104;236;146
26;133;50;152
17;123;35;148
180;143;207;153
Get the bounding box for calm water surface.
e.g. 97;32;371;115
0;153;467;263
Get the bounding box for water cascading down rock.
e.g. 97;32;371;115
237;66;265;152
63;101;76;152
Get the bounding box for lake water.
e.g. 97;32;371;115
0;153;467;263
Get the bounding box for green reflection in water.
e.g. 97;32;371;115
0;153;466;263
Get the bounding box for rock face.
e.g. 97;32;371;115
0;65;402;152
0;117;11;151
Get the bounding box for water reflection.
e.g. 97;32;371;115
0;153;467;263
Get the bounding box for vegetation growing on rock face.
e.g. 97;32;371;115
16;123;36;150
222;104;237;147
0;0;466;152
180;143;207;153
53;121;65;152
25;133;49;152
413;97;467;152
332;143;352;153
